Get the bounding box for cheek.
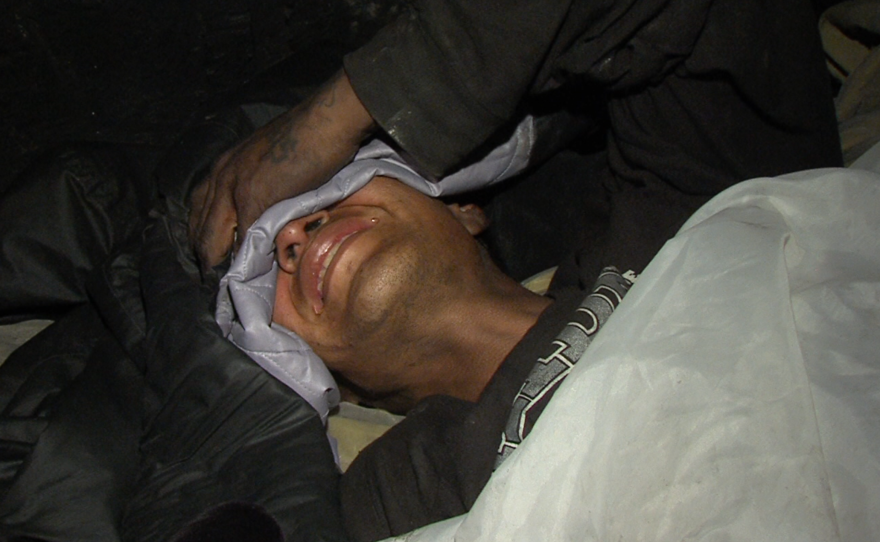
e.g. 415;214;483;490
274;269;356;361
273;270;322;336
273;271;304;329
344;243;425;329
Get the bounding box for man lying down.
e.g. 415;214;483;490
218;136;636;541
202;1;846;537
217;133;880;542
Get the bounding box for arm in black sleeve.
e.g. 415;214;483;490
342;0;719;179
343;0;574;178
346;0;840;213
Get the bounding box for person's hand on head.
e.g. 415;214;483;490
188;70;377;273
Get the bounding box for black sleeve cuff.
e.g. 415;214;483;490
344;1;571;178
343;14;501;178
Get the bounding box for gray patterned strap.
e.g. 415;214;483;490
496;267;634;468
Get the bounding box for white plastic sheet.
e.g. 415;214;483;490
392;162;880;541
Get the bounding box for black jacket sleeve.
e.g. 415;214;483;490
343;0;574;178
343;0;841;185
342;0;722;178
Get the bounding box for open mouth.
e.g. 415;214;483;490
316;232;357;303
302;217;377;314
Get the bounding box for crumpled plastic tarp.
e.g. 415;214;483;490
389;151;880;541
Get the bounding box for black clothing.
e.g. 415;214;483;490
0;1;845;538
496;268;632;466
345;0;841;184
344;0;844;296
0;119;346;541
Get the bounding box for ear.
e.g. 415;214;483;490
447;203;489;236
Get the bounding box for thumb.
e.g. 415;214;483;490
196;195;238;274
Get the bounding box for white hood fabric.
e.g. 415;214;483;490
387;151;880;541
215;117;536;423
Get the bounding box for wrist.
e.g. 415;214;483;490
312;70;377;149
339;69;378;142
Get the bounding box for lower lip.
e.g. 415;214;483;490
317;232;356;303
306;219;377;314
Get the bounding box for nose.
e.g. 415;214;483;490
275;210;330;273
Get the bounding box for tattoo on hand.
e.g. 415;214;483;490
268;131;298;164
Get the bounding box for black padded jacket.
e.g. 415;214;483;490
0;106;348;542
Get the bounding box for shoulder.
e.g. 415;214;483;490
340;396;476;540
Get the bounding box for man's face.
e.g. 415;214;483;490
272;176;488;392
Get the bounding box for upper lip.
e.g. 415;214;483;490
300;217;376;314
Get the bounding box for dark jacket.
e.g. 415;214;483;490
0;108;347;541
345;0;841;185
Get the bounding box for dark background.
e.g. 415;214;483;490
0;0;405;193
0;0;844;195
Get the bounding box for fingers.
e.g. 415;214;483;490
190;151;231;237
186;70;378;276
189;156;238;273
197;201;237;272
188;177;211;243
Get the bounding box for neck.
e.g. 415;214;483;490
376;275;551;412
